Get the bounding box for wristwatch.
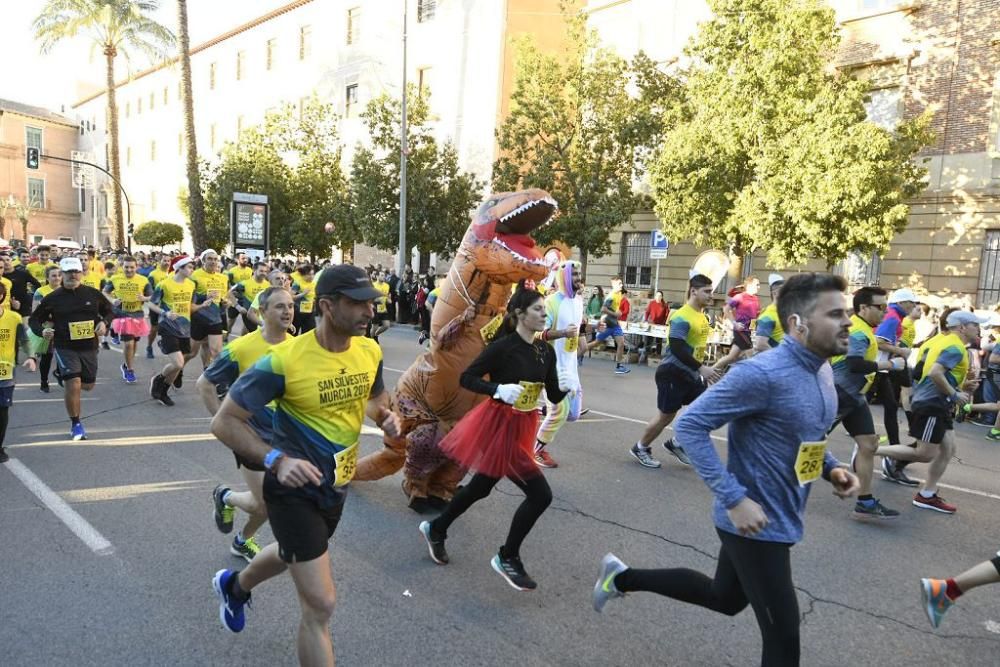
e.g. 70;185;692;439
263;448;285;472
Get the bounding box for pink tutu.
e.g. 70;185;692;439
440;399;540;480
112;317;151;337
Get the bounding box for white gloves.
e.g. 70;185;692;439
558;368;571;392
493;384;525;405
889;357;906;372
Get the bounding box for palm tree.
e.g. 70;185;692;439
34;0;174;249
175;0;206;252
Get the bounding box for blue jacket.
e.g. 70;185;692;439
674;336;840;544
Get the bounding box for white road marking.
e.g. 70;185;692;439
984;620;1000;635
2;459;114;556
17;398;99;404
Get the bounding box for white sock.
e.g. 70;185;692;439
636;442;648;451
919;489;936;499
235;531;245;544
222;489;233;506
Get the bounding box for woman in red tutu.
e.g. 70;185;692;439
419;286;570;591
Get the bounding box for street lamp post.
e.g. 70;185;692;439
396;0;408;278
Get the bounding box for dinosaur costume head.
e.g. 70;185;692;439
464;189;557;284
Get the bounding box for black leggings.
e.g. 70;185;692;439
39;352;53;385
874;372;901;446
0;406;8;447
615;529;800;667
430;472;552;558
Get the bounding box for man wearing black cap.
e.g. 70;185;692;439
209;264;402;664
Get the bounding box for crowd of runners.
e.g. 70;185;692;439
2;242;999;666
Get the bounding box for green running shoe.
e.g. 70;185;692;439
212;485;235;534
230;535;261;563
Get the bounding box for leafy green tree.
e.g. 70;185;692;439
191;100;349;258
133;221;184;248
350;88;484;259
492;12;677;277
650;0;933;273
34;0;175;249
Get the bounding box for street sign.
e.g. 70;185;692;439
650;229;669;259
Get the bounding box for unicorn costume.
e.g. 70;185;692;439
535;260;584;456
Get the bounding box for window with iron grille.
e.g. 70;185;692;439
266;38;276;70
345;84;359;117
835;250;882;291
236;50;246;81
619;232;652;289
978;230;1000;307
27;178;45;209
25;126;43;152
300;25;312;58
209;62;217;90
418;0;437;22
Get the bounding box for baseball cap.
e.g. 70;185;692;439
59;257;83;272
171;255;194;271
768;273;784;287
315;264;383;301
888;288;917;304
945;310;989;328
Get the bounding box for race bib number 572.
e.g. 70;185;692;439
69;320;95;341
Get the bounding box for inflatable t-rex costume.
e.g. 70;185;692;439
354;189;557;509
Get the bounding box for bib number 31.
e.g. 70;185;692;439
794;440;827;486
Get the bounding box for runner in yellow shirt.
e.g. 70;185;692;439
369;270;392;343
0;281;37;462
104;256;153;384
146;255;173;358
190;249;230;369
292;264;317;334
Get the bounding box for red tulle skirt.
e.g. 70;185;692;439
440;399;541;480
112;317;151;337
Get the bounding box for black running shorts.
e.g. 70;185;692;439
909;407;952;445
833;386;875;437
655;364;705;414
53;347;98;385
158;334;191;356
264;476;344;563
190;318;225;341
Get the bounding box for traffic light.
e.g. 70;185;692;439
26;147;39;169
127;223;135;236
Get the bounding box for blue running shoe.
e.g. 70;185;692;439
920;578;954;629
71;423;87;441
212;569;249;633
125;369;137;384
110;334;120;346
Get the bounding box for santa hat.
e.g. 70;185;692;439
171;255;193;271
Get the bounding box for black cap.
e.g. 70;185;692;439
315;264;383;301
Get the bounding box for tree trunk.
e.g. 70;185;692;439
727;245;744;285
105;49;125;250
20;219;28;243
177;0;207;253
579;246;589;283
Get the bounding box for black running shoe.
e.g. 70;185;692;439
173;372;183;389
39;383;49;393
213;485;234;534
491;550;537;591
0;447;8;463
418;521;449;565
663;439;692;466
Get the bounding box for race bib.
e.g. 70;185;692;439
0;361;12;381
513;381;544;412
564;335;579;353
300;297;315;314
694;345;706;362
480;315;503;342
794;440;827;486
69;320;95;341
332;443;359;487
207;289;222;305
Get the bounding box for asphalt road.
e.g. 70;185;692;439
2;326;999;666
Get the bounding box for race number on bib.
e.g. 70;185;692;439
0;361;12;381
480;315;503;342
564;335;579;353
513;381;544;412
332;443;359;487
794;440;827;486
69;320;95;341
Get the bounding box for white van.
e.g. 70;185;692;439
41;238;82;252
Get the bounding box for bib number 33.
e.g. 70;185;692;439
794;440;827;486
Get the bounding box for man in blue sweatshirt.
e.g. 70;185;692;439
592;272;860;667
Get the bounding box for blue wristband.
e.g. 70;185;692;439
263;448;284;471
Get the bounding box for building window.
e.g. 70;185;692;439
236;50;246;81
835;250;882;291
417;67;432;96
79;187;86;213
137;97;143;115
25;126;43;152
163;86;169;105
237;115;244;134
619;232;652;290
978;231;1000;307
417;0;437;22
149;92;155;110
126;146;132;166
864;87;901;131
27;177;45;208
125;101;131;118
210;123;217;150
209;62;217;90
345;84;359;118
346;8;360;45
266;38;276;70
150;140;156;162
299;25;312;59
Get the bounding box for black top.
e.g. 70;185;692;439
460;332;567;404
4;268;41;316
28;285;114;351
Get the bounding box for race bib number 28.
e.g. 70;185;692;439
794;440;827;486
